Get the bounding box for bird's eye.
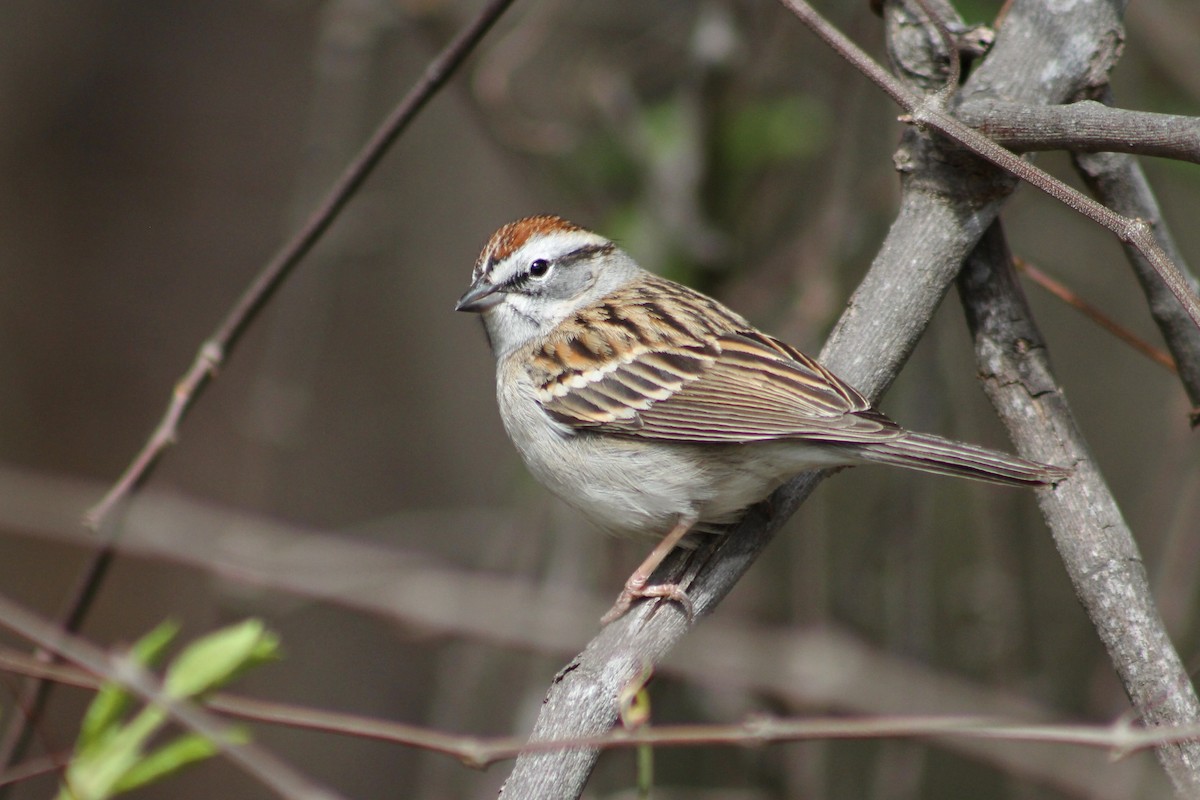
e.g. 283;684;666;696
529;258;551;278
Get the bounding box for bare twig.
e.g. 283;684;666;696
0;753;66;788
0;467;1163;796
958;222;1200;795
0;0;518;782
0;646;1181;785
0;595;344;800
83;0;517;531
1015;256;1178;373
776;0;1200;334
904;0;962;99
1070;100;1200;421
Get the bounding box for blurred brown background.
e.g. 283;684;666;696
0;0;1197;797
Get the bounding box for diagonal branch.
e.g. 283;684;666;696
0;0;519;783
957;221;1200;794
83;0;518;533
1069;101;1200;421
1016;257;1178;373
501;1;1200;797
777;0;1200;335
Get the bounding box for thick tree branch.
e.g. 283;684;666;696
956;99;1200;163
957;222;1200;794
502;1;1200;797
780;0;1200;335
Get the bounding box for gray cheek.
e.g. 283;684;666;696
570;269;597;297
483;301;545;357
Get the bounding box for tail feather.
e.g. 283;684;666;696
854;432;1069;487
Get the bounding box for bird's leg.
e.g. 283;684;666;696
601;514;698;625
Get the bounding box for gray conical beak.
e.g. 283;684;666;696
455;281;503;313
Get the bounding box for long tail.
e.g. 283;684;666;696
854;432;1069;487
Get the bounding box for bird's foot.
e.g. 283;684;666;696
601;581;695;625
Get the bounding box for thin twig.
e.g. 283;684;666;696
83;0;517;531
1015;256;1178;373
0;753;66;788
0;595;344;800
0;0;518;782
0;464;1158;797
1070;95;1200;422
908;0;961;100
0;548;117;775
776;0;1200;334
0;645;1196;769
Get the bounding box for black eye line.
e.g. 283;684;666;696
499;258;553;293
558;242;614;265
501;242;616;292
500;270;537;294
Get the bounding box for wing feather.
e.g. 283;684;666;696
530;278;903;445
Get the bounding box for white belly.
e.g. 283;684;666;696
496;362;849;537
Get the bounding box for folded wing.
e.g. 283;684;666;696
538;327;905;445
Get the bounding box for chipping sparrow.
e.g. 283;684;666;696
456;215;1067;624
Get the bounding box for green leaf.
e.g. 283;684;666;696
130;620;183;666
62;712;159;800
164;619;279;699
113;729;247;793
60;620;276;799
